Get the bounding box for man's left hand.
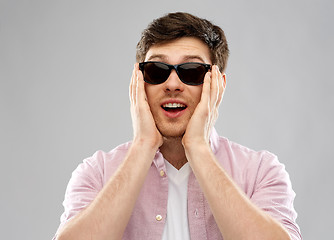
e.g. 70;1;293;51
182;65;226;149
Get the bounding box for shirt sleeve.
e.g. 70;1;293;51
250;152;302;240
53;151;105;239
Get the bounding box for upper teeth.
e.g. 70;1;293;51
163;103;186;108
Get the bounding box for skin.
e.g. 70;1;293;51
143;37;219;169
56;37;291;240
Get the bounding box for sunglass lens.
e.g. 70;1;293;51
178;63;207;85
143;62;170;84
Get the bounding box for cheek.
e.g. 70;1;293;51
144;84;154;101
185;87;203;114
145;84;159;110
191;86;203;104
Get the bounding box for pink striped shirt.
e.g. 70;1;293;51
54;129;302;239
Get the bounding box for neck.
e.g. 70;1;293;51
159;136;187;170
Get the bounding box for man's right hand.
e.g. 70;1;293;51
129;63;163;150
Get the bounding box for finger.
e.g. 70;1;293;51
208;66;223;130
135;66;147;104
216;69;226;109
210;65;220;110
201;71;212;109
129;64;137;104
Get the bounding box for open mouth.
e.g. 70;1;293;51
161;102;187;112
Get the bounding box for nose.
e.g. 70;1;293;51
164;69;185;92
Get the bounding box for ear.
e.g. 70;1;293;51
222;73;227;89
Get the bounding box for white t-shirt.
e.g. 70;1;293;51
162;160;191;240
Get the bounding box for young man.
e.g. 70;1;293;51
54;12;302;240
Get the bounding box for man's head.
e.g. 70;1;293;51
136;12;229;73
135;12;229;138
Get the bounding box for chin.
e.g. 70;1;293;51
158;126;186;139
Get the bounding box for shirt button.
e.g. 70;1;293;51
195;209;199;217
156;214;163;221
160;170;165;177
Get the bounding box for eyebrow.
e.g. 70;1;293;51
183;55;206;63
147;54;206;63
147;54;167;61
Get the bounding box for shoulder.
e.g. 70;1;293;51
211;128;277;166
212;134;289;194
214;134;279;170
72;141;133;185
83;141;131;165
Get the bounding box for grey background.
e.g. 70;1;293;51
1;0;333;239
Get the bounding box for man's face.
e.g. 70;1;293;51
144;37;212;138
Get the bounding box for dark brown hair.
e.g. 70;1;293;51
136;12;229;72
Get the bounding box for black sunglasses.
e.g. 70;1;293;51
139;61;211;86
